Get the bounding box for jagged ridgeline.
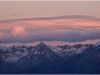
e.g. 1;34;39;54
0;42;100;74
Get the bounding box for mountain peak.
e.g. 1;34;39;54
38;42;46;46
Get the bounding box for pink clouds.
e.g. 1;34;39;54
0;31;4;38
0;15;100;31
11;26;27;37
0;15;100;43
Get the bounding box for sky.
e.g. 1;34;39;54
0;1;100;46
0;1;100;20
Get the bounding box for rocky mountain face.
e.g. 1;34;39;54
0;42;100;74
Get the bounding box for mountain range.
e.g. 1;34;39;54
0;42;100;74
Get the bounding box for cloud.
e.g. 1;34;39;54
10;26;27;37
32;30;100;42
10;14;18;16
0;26;100;43
0;15;100;43
0;15;100;32
0;26;33;43
0;31;4;38
0;15;100;22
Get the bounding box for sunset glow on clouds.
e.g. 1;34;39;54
11;26;27;37
0;31;4;38
0;15;100;45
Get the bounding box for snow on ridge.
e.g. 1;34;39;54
0;43;95;62
1;46;28;62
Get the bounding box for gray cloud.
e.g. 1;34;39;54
32;30;100;42
0;28;100;43
10;14;18;16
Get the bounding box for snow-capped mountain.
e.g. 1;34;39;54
51;44;88;58
17;42;59;65
0;43;97;62
0;42;100;74
1;45;28;62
